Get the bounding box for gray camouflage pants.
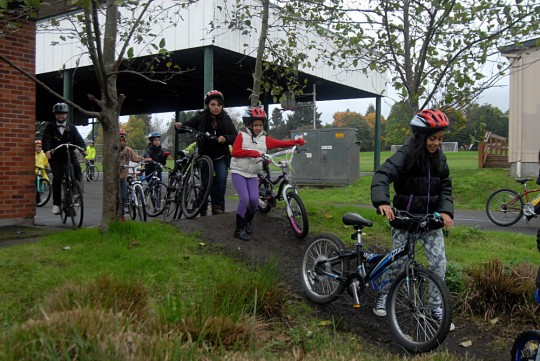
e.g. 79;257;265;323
376;227;447;295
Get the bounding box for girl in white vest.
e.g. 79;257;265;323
230;107;305;241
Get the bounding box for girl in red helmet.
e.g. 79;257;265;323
229;107;305;241
370;109;455;331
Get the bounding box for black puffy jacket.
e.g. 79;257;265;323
371;140;454;219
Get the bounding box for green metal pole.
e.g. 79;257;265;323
374;96;382;171
63;68;73;124
204;46;214;101
174;111;180;162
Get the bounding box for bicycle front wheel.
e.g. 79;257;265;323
387;266;452;353
36;178;51;207
86;165;99;182
130;184;147;222
68;180;84;228
486;188;524;226
511;329;540;361
144;181;167;217
286;191;309;239
181;155;213;219
300;234;349;304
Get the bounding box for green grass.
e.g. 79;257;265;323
1;152;536;360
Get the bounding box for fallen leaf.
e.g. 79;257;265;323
318;320;332;327
460;340;473;347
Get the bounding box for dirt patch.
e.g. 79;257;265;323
172;211;517;361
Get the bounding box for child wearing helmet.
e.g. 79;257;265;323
229;107;305;241
34;140;49;181
142;132;169;182
118;130;142;218
41;102;87;215
370;109;455;331
173;90;238;215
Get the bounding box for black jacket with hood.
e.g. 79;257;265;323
371;138;454;221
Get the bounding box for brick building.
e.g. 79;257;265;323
0;19;36;225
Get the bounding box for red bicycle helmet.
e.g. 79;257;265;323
119;129;126;138
35;140;42;145
204;90;224;105
410;109;449;132
242;107;267;126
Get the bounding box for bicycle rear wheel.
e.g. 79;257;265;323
36;178;51;207
130;184;147;221
387;266;451;353
162;186;179;221
486;188;524;226
181;155;213;219
144;181;167;217
511;330;540;361
300;234;349;304
286;191;309;238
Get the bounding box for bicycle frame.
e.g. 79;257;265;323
259;147;299;206
313;215;421;306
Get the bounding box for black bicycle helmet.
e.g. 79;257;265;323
204;90;224;105
52;102;69;113
242;107;267;126
148;131;161;141
410;109;449;133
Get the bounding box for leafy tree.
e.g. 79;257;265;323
269;107;284;130
331;110;374;150
303;1;538;117
122;115;148;151
0;0;192;230
383;102;411;148
365;103;375;116
286;102;322;131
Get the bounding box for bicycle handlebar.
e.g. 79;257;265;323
261;145;302;167
378;208;443;231
180;126;219;141
50;143;86;154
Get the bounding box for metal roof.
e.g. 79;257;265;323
35;0;386;121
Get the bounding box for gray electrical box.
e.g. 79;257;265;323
290;128;360;186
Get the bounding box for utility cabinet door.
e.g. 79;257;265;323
318;130;351;181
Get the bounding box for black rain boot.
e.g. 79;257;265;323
234;214;250;241
244;209;256;235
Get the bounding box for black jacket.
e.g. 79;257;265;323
143;144;167;175
41;122;86;164
178;111;237;161
371;140;454;219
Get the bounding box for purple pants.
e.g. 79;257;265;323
232;173;259;217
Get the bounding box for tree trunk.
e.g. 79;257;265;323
251;0;270;107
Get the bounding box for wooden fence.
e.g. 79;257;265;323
478;132;510;168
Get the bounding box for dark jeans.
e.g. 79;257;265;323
51;160;82;206
211;157;229;211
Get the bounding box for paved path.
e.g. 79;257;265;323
35;176;539;236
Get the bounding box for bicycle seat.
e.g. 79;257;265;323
516;178;533;184
342;213;373;228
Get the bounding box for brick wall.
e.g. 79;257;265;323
0;19;36;225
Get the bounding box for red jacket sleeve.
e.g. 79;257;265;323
231;133;261;158
266;137;297;150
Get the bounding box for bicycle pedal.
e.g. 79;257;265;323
352;304;361;309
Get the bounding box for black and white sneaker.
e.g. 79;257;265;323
373;293;387;317
432;307;455;332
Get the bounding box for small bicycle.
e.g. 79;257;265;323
35;166;51;207
83;159;100;182
486;178;540;226
300;209;452;353
51;143;85;229
258;146;308;238
141;162;168;217
161;150;191;221
123;163;147;222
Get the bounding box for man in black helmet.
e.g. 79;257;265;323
42;102;87;215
